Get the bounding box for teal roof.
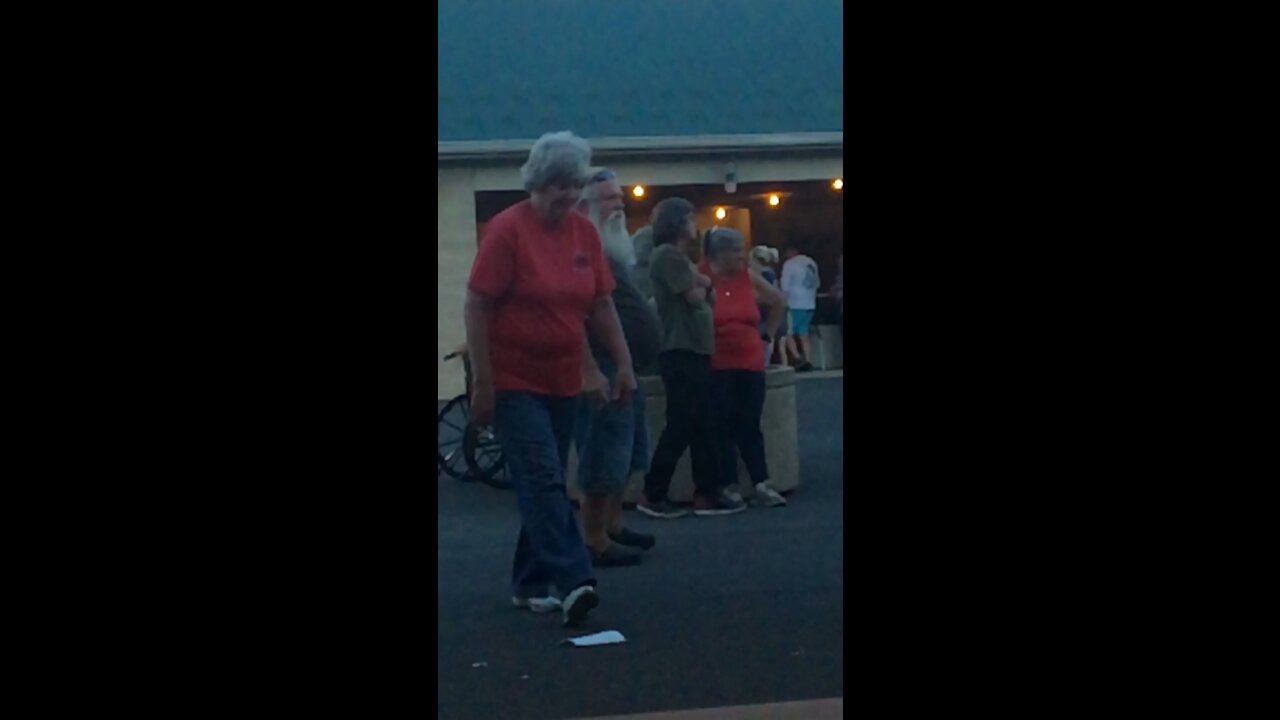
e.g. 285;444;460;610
438;0;843;143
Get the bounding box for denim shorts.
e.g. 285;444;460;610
790;309;815;335
574;360;635;494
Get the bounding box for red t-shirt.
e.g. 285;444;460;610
468;200;616;396
700;261;764;372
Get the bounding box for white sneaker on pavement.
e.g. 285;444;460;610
750;482;787;507
512;596;562;614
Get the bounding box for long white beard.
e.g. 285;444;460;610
597;210;636;268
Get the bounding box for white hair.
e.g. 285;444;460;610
600;214;635;266
750;245;780;265
521;131;592;192
580;168;635;267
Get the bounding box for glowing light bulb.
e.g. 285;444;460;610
768;194;780;207
715;207;727;220
833;178;844;190
632;185;645;198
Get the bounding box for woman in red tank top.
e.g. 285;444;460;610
699;228;790;508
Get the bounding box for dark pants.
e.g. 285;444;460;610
709;370;770;488
492;391;596;598
644;351;721;503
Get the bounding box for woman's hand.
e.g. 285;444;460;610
613;366;637;405
582;366;609;409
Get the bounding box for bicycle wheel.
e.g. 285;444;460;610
465;422;509;489
437;395;473;481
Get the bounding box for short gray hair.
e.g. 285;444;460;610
705;227;745;259
521;131;592;192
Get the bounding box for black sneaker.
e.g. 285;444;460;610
637;497;689;519
592;543;643;567
693;491;748;516
608;527;656;550
562;584;599;627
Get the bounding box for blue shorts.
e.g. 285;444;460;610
790;309;815;336
574;361;635;494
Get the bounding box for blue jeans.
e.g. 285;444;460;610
493;391;596;598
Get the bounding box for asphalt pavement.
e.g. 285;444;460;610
437;376;844;720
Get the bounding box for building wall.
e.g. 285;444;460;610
438;167;477;400
472;155;842;192
437;152;842;399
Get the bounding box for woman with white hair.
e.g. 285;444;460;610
701;228;790;508
465;131;636;626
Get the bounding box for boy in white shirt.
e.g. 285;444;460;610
780;247;820;371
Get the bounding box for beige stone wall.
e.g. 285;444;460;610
438;167;477;400
437;153;841;399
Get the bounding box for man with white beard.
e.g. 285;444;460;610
573;168;664;566
586;176;637;270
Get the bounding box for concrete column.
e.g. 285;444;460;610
812;324;844;370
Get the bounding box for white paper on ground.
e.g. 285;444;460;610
562;630;627;647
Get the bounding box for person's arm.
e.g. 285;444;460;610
751;269;787;340
580;333;608;407
465;224;516;425
586;296;635;403
586;239;635;404
464;290;497;424
655;250;708;306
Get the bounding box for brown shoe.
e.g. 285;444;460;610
591;543;642;567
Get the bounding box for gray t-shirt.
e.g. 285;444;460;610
632;227;655;301
589;257;663;372
649;243;714;356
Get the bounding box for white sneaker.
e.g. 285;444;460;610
750;482;787;507
562;584;599;626
512;596;562;614
724;487;745;506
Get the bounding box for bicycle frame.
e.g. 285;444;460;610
443;345;475;397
